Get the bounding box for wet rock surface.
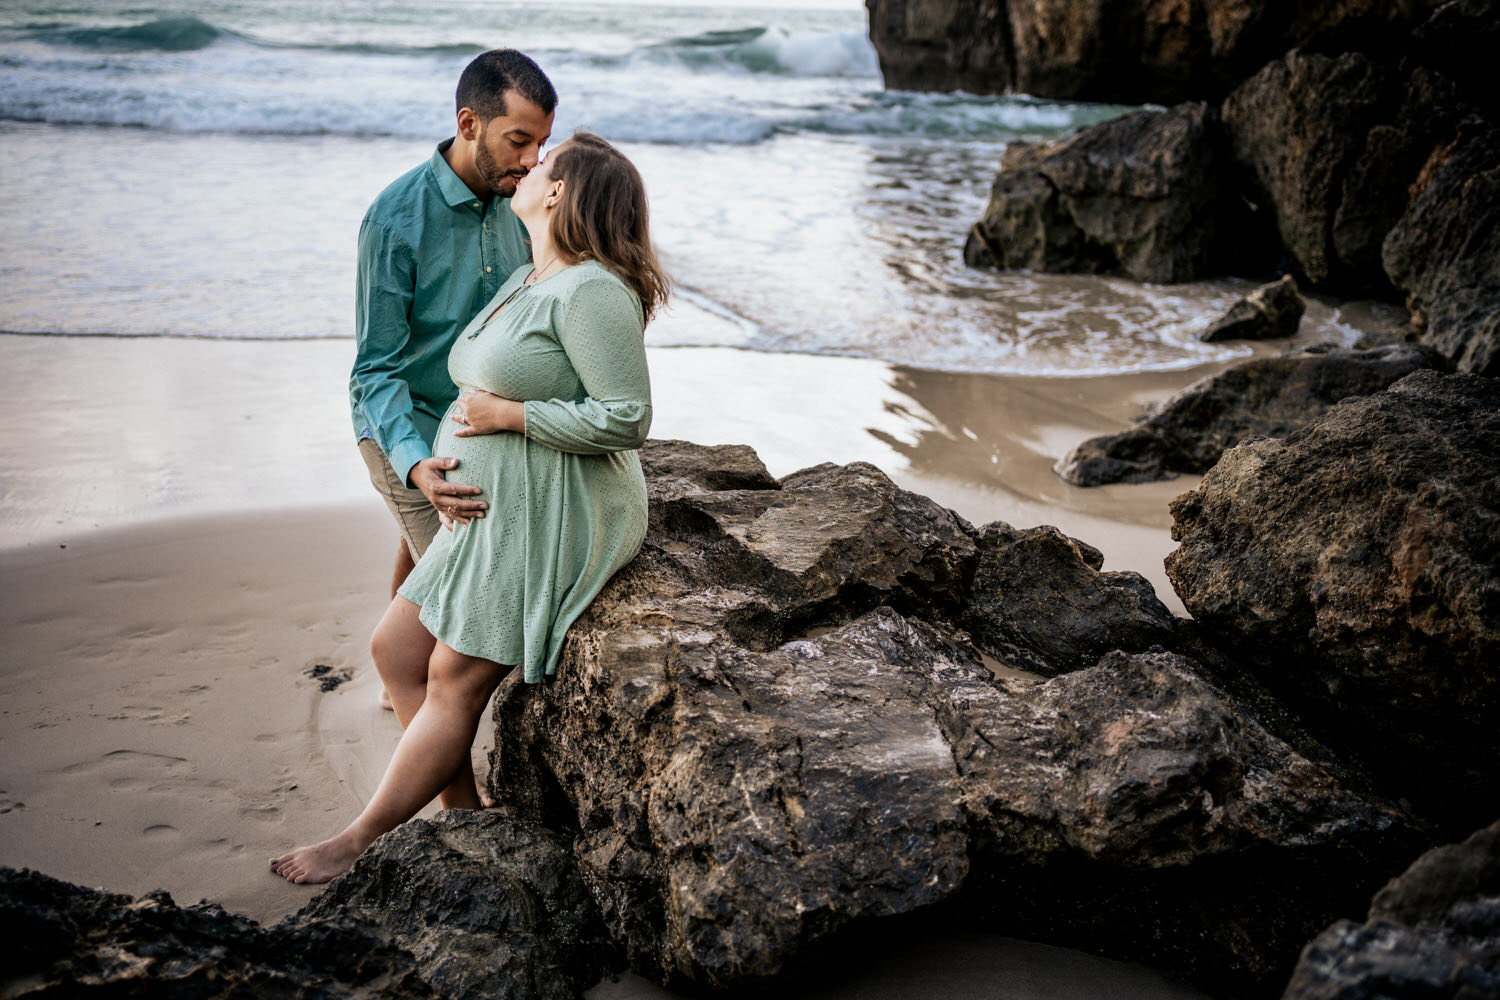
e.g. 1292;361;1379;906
486;440;1420;998
1200;275;1305;343
0;866;436;999
299;810;614;1000
1166;370;1500;833
1055;343;1439;486
1282;819;1500;1000
963;102;1253;283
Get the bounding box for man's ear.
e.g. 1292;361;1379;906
456;107;479;142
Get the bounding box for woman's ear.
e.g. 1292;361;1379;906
544;179;565;209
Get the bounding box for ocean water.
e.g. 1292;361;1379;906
0;0;1383;377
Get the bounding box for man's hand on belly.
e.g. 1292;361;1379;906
410;456;487;525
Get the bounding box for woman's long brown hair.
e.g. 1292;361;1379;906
547;132;670;323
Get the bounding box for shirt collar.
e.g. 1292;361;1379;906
430;138;489;209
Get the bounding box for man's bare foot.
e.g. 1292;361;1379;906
269;834;362;885
379;687;394;711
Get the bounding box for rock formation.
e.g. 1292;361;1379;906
864;0;1447;106
1199;274;1306;343
299;811;615;1000
942;1;1497;373
1055;342;1439;486
484;440;1421;998
1382;116;1500;377
962;102;1259;283
1166;370;1500;833
0;866;436;998
1282;819;1500;999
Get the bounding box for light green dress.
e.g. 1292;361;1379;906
398;260;652;682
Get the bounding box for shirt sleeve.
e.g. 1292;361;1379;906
523;276;653;455
350;218;430;485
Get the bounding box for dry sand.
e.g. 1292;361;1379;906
0;331;1216;997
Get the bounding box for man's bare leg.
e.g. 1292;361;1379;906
379;539;419;711
271;640;510;884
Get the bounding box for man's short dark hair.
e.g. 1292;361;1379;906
455;49;556;121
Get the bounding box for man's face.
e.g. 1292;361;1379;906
472;91;555;198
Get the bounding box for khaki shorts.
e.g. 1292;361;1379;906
358;437;442;560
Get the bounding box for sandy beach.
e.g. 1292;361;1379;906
0;329;1220;995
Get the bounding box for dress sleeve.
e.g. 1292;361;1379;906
523;276;653;455
350;218;430;485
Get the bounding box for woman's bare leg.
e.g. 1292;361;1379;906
367;597;487;808
271;638;510;884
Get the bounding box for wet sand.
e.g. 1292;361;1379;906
0;331;1217;996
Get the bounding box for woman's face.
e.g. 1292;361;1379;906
511;140;566;221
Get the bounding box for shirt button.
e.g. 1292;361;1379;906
485;266;493;273
472;201;481;208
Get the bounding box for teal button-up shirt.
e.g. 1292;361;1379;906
350;139;531;485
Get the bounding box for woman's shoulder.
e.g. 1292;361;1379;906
554;259;630;293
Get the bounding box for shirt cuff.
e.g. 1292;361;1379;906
388;439;432;490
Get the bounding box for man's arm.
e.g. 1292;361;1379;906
351;219;485;519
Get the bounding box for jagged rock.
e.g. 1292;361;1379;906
1166;370;1500;833
487;442;1421;998
637;438;780;501
1383;115;1500;376
964;102;1258;283
1410;0;1500;122
1282;819;1500;999
960;522;1180;676
0;866;435;998
1055;343;1439;486
1332;67;1476;294
1221;49;1390;289
862;0;1012;94
865;0;1446;105
1200;274;1306;342
300;811;613;1000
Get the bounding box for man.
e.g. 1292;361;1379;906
350;49;557;672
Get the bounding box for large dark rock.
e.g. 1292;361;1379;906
1331;67;1476;295
964;102;1258;283
1055;343;1440;486
1221;49;1390;289
0;866;435;998
961;522;1180;676
865;0;1445;105
299;810;614;1000
487;441;1421;998
1166;370;1500;833
1282;819;1500;999
1383;116;1500;377
1200;274;1306;342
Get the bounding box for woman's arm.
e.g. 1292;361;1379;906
454;276;652;453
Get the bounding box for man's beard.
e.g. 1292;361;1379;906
474;140;526;198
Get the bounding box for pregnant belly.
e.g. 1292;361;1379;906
430;402;526;493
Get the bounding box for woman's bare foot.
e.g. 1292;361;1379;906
269;833;363;885
379;687;394;711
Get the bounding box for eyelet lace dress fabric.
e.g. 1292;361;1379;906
397;260;651;682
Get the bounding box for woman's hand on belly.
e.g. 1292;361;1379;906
452;389;526;436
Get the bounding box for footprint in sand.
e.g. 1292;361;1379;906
0;799;26;814
142;823;179;838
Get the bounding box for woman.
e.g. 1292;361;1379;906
271;132;667;884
